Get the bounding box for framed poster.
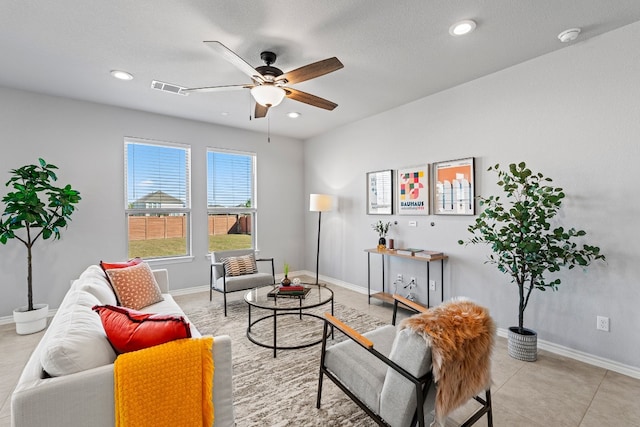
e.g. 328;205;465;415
397;165;429;215
366;170;393;215
433;157;475;215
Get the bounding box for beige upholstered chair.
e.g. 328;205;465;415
317;295;494;427
210;249;275;316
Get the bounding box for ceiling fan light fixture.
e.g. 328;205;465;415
449;19;476;36
251;85;286;107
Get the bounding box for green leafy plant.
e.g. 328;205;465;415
459;162;605;333
371;220;392;237
283;262;289;276
0;159;81;311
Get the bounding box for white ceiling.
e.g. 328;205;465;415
2;1;640;140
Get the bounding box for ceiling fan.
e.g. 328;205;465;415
181;41;344;118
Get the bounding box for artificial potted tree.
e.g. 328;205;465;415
459;162;604;361
0;158;81;334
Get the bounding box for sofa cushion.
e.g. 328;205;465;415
223;254;258;276
72;266;118;306
104;262;164;310
40;290;117;377
93;305;192;354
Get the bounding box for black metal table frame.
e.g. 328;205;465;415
246;286;334;357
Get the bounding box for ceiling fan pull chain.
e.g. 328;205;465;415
268;115;271;143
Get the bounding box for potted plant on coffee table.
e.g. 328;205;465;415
459;162;605;361
0;158;81;334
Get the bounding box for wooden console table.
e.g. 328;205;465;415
365;248;448;308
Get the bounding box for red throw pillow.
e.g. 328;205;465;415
100;257;143;271
92;305;191;354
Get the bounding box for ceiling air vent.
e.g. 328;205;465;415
151;80;188;96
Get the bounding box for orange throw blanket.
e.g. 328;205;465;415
114;337;214;427
400;298;495;426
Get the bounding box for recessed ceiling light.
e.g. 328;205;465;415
110;70;133;81
220;112;230;116
287;112;301;119
449;19;477;36
558;28;581;43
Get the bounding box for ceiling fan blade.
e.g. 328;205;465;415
284;88;338;110
181;84;251;94
204;41;265;82
279;57;344;85
254;103;269;118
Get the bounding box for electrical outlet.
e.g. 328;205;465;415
596;316;609;332
429;280;436;291
396;274;403;282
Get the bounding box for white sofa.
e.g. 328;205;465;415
11;265;235;427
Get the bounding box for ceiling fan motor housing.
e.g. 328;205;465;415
256;65;283;79
256;51;283;80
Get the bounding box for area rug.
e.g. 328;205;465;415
185;300;387;426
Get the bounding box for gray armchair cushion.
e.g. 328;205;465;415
380;328;433;427
211;249;274;292
324;325;397;414
214;272;274;292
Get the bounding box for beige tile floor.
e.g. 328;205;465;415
1;279;639;427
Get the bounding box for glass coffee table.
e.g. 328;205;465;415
244;284;334;357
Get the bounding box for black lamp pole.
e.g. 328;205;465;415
315;211;322;285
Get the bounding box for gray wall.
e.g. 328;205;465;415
304;21;640;368
0;87;305;317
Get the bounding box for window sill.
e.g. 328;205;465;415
145;256;195;266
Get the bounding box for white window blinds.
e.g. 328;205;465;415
126;140;190;209
207;150;254;209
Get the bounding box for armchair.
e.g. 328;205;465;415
317;295;494;427
210;249;275;316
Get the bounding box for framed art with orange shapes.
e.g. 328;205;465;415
397;165;429;215
433;157;475;215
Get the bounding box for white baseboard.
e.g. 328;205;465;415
497;328;640;379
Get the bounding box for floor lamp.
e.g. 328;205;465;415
310;194;333;285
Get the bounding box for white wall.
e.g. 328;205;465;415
304;22;640;368
0;87;305;317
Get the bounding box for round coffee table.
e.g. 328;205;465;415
244;284;334;357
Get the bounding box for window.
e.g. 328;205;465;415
207;149;256;252
125;138;191;259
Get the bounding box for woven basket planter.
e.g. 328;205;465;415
507;327;537;362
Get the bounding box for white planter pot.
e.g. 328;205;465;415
13;304;49;335
507;326;538;362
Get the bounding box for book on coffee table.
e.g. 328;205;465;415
267;286;311;298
